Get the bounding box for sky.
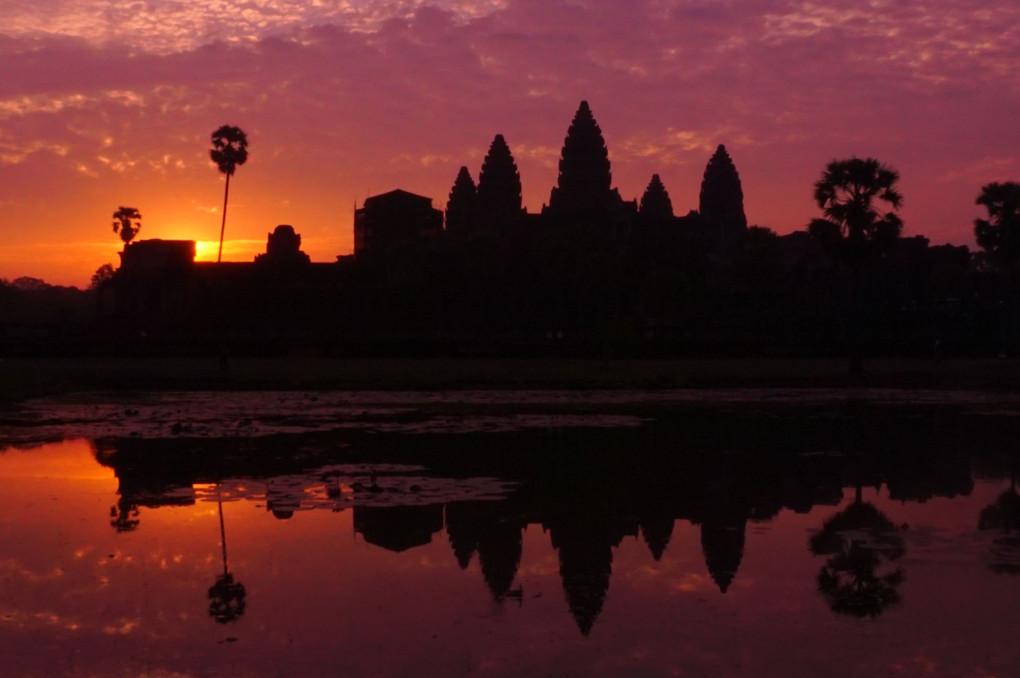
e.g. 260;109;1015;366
1;0;1018;287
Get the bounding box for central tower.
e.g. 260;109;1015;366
546;101;616;222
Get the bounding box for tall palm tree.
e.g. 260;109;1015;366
809;157;903;372
210;125;249;263
111;206;142;245
974;181;1020;268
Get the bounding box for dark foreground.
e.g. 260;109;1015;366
4;356;1020;404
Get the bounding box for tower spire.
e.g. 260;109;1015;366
547;101;615;221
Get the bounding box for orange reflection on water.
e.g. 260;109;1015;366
1;438;1020;677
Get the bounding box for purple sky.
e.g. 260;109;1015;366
1;0;1018;285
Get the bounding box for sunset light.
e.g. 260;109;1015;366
1;1;1017;287
193;239;265;261
3;3;1020;670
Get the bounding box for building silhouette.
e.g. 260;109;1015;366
545;101;626;223
354;189;443;260
476;134;525;233
83;99;985;359
256;225;310;266
444;166;477;238
698;144;747;251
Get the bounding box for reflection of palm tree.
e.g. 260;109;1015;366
208;483;246;624
809;498;905;618
210;125;249;263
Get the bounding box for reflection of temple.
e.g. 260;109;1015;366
445;501;525;601
698;513;747;594
354;504;445;552
979;488;1020;574
94;405;1001;635
544;508;635;636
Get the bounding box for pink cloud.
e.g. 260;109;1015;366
1;0;1019;285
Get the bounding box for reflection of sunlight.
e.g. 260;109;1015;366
669;572;711;593
0;607;83;632
0;439;112;481
102;619;139;635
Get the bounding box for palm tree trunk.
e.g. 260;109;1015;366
849;265;864;374
217;173;232;263
217;484;229;577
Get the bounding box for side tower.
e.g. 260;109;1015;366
476;134;524;231
445;166;477;237
698;144;747;249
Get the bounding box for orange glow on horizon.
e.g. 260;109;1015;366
148;234;267;263
0;439;113;482
1;0;1014;292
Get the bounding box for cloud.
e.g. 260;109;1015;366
2;0;1020;284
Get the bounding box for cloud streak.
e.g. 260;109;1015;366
1;0;1019;284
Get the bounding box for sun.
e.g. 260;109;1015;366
194;240;219;261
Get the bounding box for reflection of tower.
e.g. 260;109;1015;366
546;512;631;637
478;523;523;601
694;456;750;593
354;504;444;552
699;514;747;593
445;501;482;568
638;514;674;562
552;532;611;636
445;501;525;601
265;477;301;520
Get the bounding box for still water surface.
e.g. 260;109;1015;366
1;391;1019;677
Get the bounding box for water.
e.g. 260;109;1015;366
1;391;1019;677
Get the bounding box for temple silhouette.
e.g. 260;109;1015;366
92;401;1001;635
20;99;970;358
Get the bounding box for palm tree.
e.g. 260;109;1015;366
974;182;1020;352
808;157;903;372
111;206;142;245
210;125;249;263
974;181;1020;268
